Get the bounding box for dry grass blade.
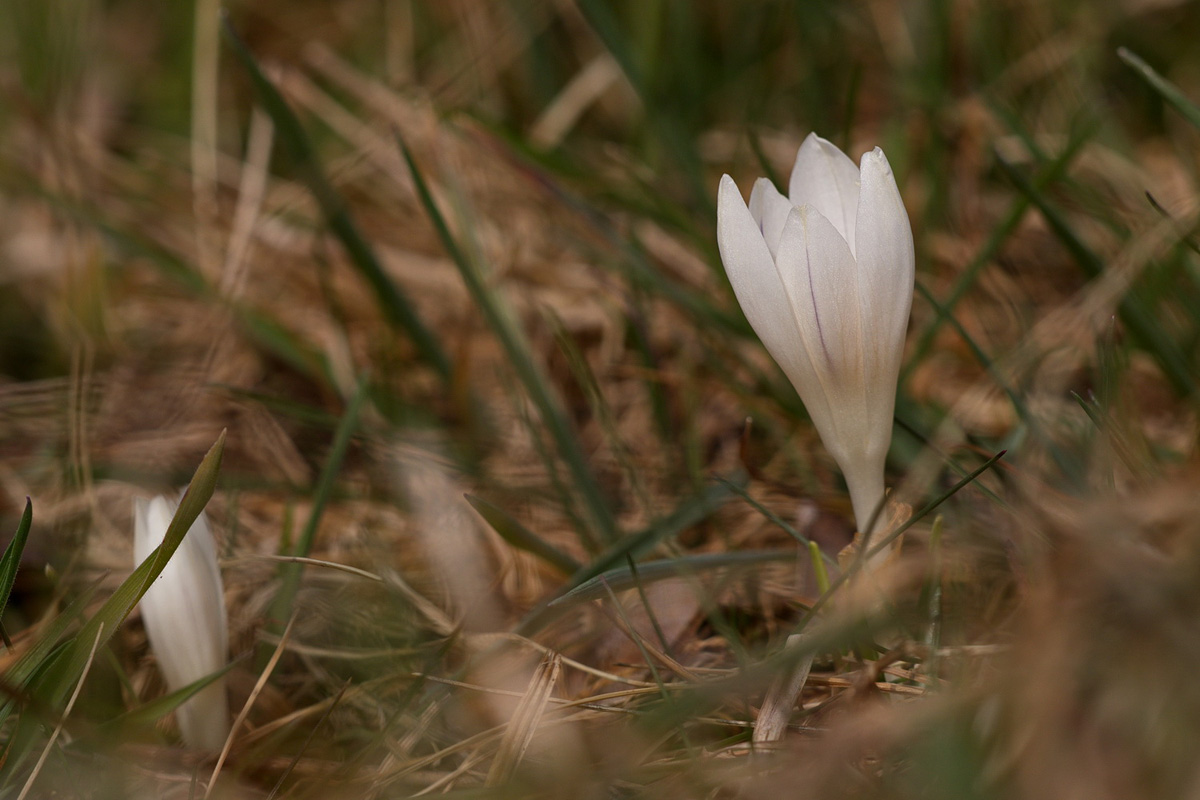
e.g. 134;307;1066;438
484;652;563;787
205;615;296;799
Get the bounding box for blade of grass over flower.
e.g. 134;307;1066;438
902;124;1091;385
1118;47;1200;130
996;153;1197;398
0;499;33;649
55;431;225;704
2;433;226;776
264;377;368;659
97;659;240;737
399;136;617;547
465;495;581;576
221;18;450;380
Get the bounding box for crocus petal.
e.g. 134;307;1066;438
855;147;914;365
774;205;865;459
718;175;816;392
854;148;914;445
748;177;793;261
134;494;230;750
789;133;861;253
850;147;914;535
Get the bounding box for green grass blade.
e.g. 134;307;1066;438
96;659;239;737
716;476;836;563
566;474;745;589
0;499;33;647
221;17;450;380
551;550;794;606
0;585;100;729
398;136;618;546
1118;47;1200;130
515;473;745;636
465;495;581;576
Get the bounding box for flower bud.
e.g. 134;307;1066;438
718;133;914;560
134;494;230;749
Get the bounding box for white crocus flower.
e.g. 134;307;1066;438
134;494;230;750
718;133;914;557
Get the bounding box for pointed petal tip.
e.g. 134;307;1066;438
861;146;893;171
717;174;744;212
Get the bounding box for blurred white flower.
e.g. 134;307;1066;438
718;133;914;554
134;494;230;750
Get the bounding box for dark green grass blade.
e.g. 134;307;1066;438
222;17;450;380
996;154;1197;398
551;550;795;606
566;474;744;590
0;585;100;729
465;495;581;576
0;499;33;648
515;473;745;636
1118;47;1200;130
716;477;836;564
399;136;618;546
